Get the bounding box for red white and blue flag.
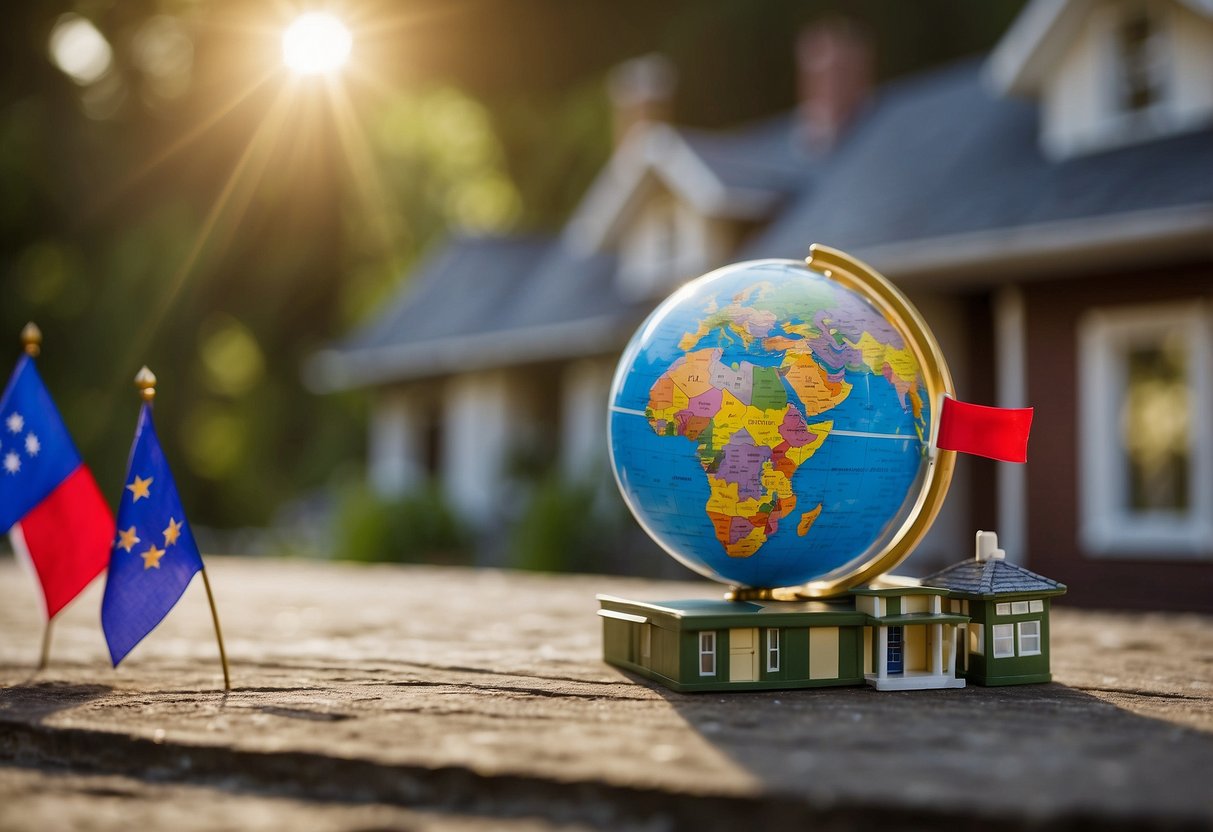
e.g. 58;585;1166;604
0;355;114;618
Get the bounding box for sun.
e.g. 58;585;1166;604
282;12;352;75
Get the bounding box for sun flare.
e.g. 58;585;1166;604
282;12;352;75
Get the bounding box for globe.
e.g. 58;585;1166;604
608;249;956;594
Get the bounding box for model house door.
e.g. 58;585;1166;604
887;626;904;674
729;628;759;682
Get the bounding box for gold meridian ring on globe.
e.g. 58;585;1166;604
607;244;956;599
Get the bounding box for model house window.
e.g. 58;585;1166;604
996;602;1011;616
1011;601;1030;615
765;628;780;672
1079;304;1213;557
641;624;652;660
992;624;1015;659
1018;620;1042;656
699;631;716;676
969;625;984;655
1030;600;1044;613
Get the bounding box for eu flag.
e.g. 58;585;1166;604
101;403;204;666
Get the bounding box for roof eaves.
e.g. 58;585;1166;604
856;202;1213;288
304;313;633;391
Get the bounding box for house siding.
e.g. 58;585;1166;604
1023;265;1213;612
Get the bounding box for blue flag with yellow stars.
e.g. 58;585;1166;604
101;403;204;667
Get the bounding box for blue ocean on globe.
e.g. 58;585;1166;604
608;259;933;589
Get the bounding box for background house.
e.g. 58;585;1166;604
310;0;1213;610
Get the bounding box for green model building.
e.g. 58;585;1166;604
922;531;1067;686
599;531;1065;693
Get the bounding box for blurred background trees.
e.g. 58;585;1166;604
0;0;1023;551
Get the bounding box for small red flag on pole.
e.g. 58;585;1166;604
936;396;1034;463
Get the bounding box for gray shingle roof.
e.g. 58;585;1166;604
746;58;1213;260
310;234;649;388
922;557;1067;597
677;113;815;195
315;52;1213;391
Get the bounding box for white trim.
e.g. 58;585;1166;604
986;0;1213;96
305;313;630;392
1078;301;1213;558
1018;619;1042;656
564;124;780;256
699;630;717;676
765;628;781;673
862;203;1213;287
597;609;648;624
992;623;1016;659
995;286;1029;564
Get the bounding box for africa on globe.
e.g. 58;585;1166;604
608;246;955;595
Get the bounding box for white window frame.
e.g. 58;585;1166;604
698;631;716;676
765;628;780;673
1011;601;1030;615
1079;303;1213;558
1029;599;1044;613
992;624;1015;659
1018;620;1042;656
996;602;1011;616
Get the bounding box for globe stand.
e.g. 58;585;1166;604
600;246;964;693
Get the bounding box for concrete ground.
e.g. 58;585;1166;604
1;556;1211;831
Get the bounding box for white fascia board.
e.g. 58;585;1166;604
985;0;1090;96
304;314;629;392
564;123;781;255
563;127;657;255
857;203;1213;287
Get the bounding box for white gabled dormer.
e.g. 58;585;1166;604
988;0;1213;159
564;122;776;301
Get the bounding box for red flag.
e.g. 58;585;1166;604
1;355;114;618
13;467;114;618
936;396;1033;463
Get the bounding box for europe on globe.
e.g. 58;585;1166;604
608;248;954;593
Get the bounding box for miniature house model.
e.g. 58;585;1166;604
598;531;1066;693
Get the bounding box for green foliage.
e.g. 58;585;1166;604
508;471;627;574
336;483;472;565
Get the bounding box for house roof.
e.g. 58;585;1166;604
921;557;1067;598
305;234;646;391
745;58;1213;279
564;117;811;253
313;36;1213;391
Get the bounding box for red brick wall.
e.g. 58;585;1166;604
1022;264;1213;611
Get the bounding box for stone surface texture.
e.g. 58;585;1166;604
1;556;1212;831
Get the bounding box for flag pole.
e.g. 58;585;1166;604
135;367;231;692
38;621;53;670
21;323;54;672
200;568;231;691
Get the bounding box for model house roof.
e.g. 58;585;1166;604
921;557;1067;598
